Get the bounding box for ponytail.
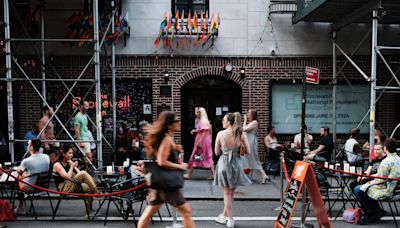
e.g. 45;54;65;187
232;112;243;141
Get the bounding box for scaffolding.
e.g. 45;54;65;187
293;0;400;159
2;0;119;168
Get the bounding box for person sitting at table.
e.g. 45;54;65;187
304;126;333;162
353;138;400;222
53;144;99;215
349;143;386;191
264;126;285;152
293;124;313;154
344;128;365;165
363;127;387;161
14;139;50;215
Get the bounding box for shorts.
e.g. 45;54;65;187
147;188;186;207
80;143;91;154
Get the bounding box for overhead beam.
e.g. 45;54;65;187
293;0;327;24
332;0;381;31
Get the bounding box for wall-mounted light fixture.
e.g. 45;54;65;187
163;71;169;83
239;67;245;79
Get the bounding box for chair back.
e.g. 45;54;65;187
391;181;400;201
33;171;51;193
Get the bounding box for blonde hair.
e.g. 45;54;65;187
198;107;211;128
232;112;243;140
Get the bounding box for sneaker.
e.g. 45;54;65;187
226;219;234;228
14;207;26;215
214;214;227;224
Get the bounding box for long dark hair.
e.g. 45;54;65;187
144;111;177;158
57;144;73;163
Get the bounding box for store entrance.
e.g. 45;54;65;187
181;76;241;162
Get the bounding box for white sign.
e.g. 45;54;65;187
222;106;229;111
143;104;152;114
271;84;370;134
216;107;222;116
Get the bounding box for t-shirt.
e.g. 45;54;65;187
344;138;359;154
294;133;313;152
320;135;334;161
74;112;89;140
20;153;50;191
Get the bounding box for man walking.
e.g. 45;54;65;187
74;100;93;162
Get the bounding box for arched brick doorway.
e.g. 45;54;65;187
181;76;242;162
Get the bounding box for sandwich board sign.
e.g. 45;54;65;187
274;161;331;228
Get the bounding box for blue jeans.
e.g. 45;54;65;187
353;185;381;217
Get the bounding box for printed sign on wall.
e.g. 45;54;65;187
271;84;370;134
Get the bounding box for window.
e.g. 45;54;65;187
172;0;209;17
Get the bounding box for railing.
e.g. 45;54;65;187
269;0;297;15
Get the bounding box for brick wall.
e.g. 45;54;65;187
3;55;399;162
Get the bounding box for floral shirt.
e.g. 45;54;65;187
361;153;400;200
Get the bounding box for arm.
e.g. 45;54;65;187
367;160;388;185
243;120;258;132
309;144;326;155
195;130;206;148
214;132;222;156
37;119;47;140
156;137;186;170
264;135;271;148
241;134;251;154
358;165;372;182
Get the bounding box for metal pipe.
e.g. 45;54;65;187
93;0;103;168
375;86;400;90
41;0;46;107
4;0;14;163
376;46;400;50
14;139;97;143
369;10;378;157
332;31;337;161
376;49;400;87
10;38;96;42
111;0;117;164
13;58;96;169
0;78;98;82
334;42;370;81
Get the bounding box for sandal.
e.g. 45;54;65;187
260;177;271;184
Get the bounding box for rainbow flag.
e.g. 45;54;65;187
181;10;186;48
187;11;192;44
154;13;167;47
193;11;198;46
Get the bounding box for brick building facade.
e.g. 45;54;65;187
2;55;399;163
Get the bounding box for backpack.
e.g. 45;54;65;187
343;208;368;225
263;160;280;175
0;199;16;221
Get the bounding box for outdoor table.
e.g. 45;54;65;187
0;165;19;206
322;169;358;218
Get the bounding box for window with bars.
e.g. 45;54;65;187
172;0;210;17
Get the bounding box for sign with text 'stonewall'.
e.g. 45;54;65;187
271;84;370;134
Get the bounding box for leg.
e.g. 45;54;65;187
137;204;162;228
353;185;381;217
259;169;270;183
176;203;195;228
185;167;194;179
73;171;99;194
81;183;93;211
223;188;233;219
210;165;215;179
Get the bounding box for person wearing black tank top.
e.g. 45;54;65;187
53;144;99;215
137;111;195;228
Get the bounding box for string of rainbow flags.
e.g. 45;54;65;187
154;10;220;48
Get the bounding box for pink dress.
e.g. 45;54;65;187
188;121;214;168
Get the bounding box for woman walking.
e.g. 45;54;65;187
214;112;252;228
241;110;270;184
137;111;195;228
185;107;215;179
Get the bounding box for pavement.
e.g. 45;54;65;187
1;169;399;227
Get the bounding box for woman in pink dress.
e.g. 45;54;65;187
185;107;215;179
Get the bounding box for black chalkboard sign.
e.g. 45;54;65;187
276;179;302;227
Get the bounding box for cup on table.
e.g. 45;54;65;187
4;162;11;170
119;166;124;175
106;165;113;174
350;166;356;173
324;161;329;168
356;167;363;175
329;164;334;170
343;162;350;172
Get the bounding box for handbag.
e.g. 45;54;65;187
144;161;184;191
194;148;204;161
343;208;367;225
0;199;16;221
240;143;247;156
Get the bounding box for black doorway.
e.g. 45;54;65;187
181;76;242;162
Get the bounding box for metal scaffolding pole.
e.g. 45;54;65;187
93;0;103;168
41;0;46;106
332;31;337;161
369;9;378;155
111;0;117;164
4;0;14;163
